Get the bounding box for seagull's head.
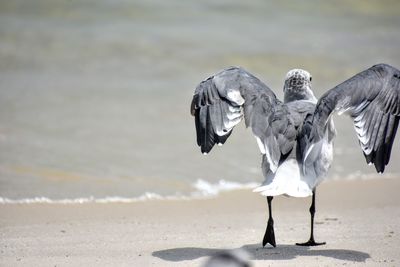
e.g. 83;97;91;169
283;69;317;103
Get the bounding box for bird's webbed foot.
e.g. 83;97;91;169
296;238;326;246
262;217;276;247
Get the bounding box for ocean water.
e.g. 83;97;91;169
1;0;400;202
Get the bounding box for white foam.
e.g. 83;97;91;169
191;179;258;197
0;193;167;204
0;179;259;205
2;173;397;205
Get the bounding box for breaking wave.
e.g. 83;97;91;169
0;179;259;204
1;172;397;204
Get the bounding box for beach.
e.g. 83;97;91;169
1;1;400;266
1;177;400;266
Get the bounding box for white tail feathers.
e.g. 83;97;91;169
253;159;313;197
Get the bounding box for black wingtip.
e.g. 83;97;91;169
364;151;386;174
215;131;232;145
200;145;213;155
364;116;399;174
374;162;385;174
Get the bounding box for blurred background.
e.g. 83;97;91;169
0;0;399;200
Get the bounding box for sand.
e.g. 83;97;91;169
1;178;400;267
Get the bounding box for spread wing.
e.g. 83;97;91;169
190;67;297;172
306;63;400;173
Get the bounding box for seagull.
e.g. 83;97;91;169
190;63;400;247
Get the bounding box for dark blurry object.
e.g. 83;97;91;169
203;249;251;267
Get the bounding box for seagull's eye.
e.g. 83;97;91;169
309;77;312;82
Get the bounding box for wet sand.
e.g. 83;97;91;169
1;178;400;266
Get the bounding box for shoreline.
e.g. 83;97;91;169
1;174;399;205
1;178;400;266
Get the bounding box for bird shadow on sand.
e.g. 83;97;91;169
152;243;370;263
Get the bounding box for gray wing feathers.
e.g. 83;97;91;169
241;90;298;172
191;67;273;154
191;67;293;172
191;76;239;153
310;63;400;173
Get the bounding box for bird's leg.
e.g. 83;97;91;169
296;189;326;246
262;196;276;247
